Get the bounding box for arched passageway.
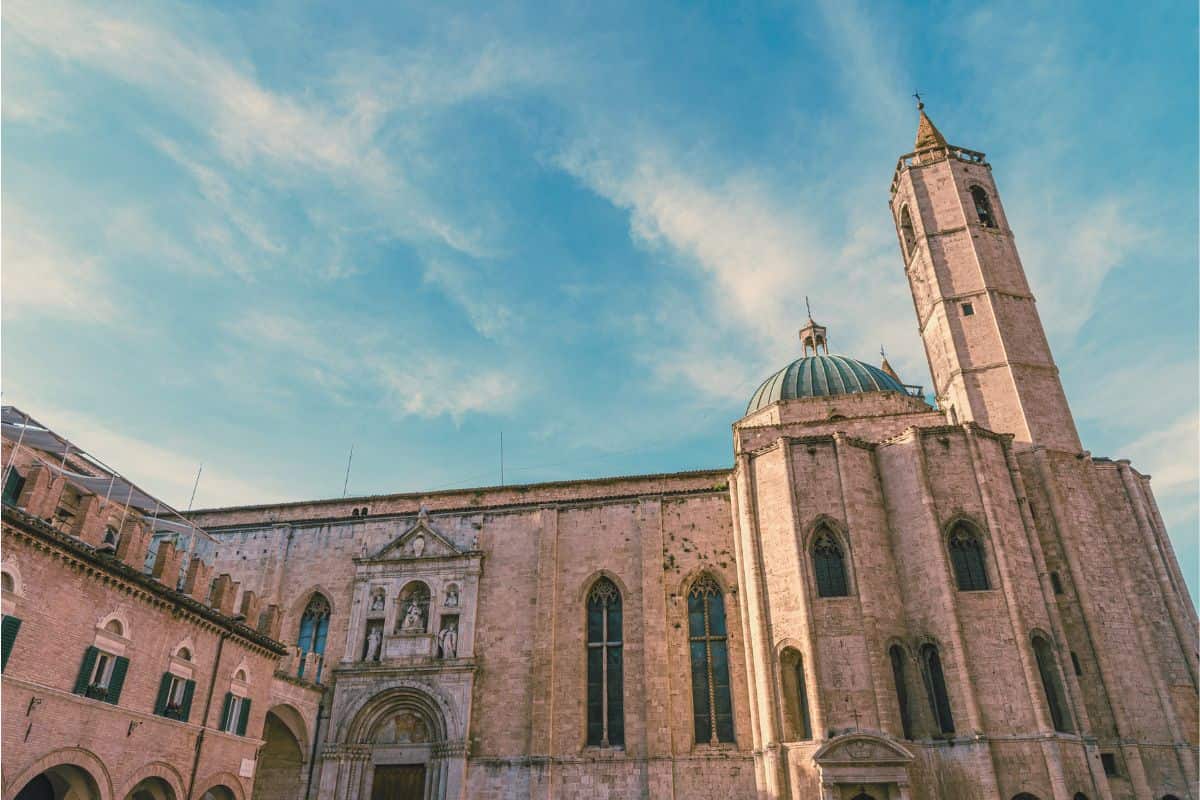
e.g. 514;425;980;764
125;777;176;800
15;764;102;800
252;708;306;800
200;788;236;800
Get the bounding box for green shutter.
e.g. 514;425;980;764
1;615;21;670
73;646;100;695
179;679;196;722
154;672;173;716
237;697;252;736
219;692;233;731
107;656;129;705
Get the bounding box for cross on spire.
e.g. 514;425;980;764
912;90;923;109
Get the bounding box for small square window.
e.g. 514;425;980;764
1050;571;1064;594
961;302;975;317
1100;752;1118;776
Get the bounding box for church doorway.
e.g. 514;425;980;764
370;765;427;799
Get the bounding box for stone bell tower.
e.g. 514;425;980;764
889;102;1081;452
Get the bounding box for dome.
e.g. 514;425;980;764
746;354;908;414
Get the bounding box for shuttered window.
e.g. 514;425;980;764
220;692;252;735
73;646;129;705
1;615;21;670
154;672;196;722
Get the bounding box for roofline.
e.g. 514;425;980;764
187;466;734;516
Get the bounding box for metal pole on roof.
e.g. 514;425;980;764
500;431;504;486
187;464;203;512
342;445;355;498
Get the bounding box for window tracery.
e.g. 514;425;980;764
948;523;989;591
586;577;623;747
812;528;849;597
688;574;734;744
298;593;330;681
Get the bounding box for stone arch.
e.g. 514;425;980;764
172;637;196;661
674;565;734;599
2;559;23;596
345;684;452;745
288;585;338;624
116;762;185;800
96;610;131;639
193;772;244;800
7;747;113;800
576;569;631;604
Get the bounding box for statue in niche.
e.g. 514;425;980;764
411;534;426;558
444;584;459;607
438;617;459;659
364;625;382;662
401;600;425;632
370;591;385;612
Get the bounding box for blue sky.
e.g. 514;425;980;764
3;1;1196;598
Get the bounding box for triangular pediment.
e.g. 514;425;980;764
372;512;461;561
813;733;913;765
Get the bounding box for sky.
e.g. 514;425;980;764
2;1;1196;599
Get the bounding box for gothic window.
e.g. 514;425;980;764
1032;634;1072;732
688;574;735;744
586;577;624;747
920;643;955;734
899;206;917;258
889;644;914;739
812;528;849;598
779;648;812;740
1050;571;1064;594
297;593;330;680
970;186;997;228
948;523;989;591
2;469;25;507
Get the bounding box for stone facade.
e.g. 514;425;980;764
3;109;1197;800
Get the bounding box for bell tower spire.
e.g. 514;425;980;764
890;103;1081;451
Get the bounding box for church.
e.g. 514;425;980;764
2;107;1196;800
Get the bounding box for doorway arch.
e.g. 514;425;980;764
252;707;307;800
14;764;103;800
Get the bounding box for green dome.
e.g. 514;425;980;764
746;354;908;414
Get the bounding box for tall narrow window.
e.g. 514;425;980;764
920;643;955;734
688;574;734;744
889;645;914;739
2;469;25;507
1050;571;1064;594
1032;635;1071;732
970;186;997;228
779;648;812;740
297;594;330;681
948;524;989;591
812;528;849;597
899;206;917;258
586;577;624;747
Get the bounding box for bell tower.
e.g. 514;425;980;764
890;102;1081;452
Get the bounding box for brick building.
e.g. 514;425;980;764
3;108;1196;800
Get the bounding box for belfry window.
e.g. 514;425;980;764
688;574;735;744
899;206;917;258
812;528;849;597
889;644;914;739
948;523;989;591
586;577;624;747
1032;635;1072;732
779;648;812;740
297;594;330;681
920;643;955;735
970;186;997;228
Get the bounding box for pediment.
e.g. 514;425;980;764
813;733;913;766
371;511;461;561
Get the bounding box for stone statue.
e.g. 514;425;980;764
412;534;426;558
439;620;458;659
401;600;425;632
365;627;382;661
370;592;385;611
444;585;459;607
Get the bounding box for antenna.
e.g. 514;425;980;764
499;431;505;486
342;444;355;497
186;463;203;512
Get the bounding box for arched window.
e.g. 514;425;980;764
812;528;849;598
970;186;997;228
899;206;917;258
297;594;330;680
586;577;624;747
779;648;812;740
948;523;989;591
889;644;914;739
177;647;192;661
1049;571;1064;594
104;618;124;637
102;526;119;549
688;574;735;744
1;572;13;593
1073;794;1090;800
1032;635;1071;732
920;643;955;734
1013;795;1040;800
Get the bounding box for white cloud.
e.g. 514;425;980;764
1;206;118;323
422;260;518;340
1120;413;1199;500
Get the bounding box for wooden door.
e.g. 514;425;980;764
371;765;426;800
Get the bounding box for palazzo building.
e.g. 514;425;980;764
2;107;1196;800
